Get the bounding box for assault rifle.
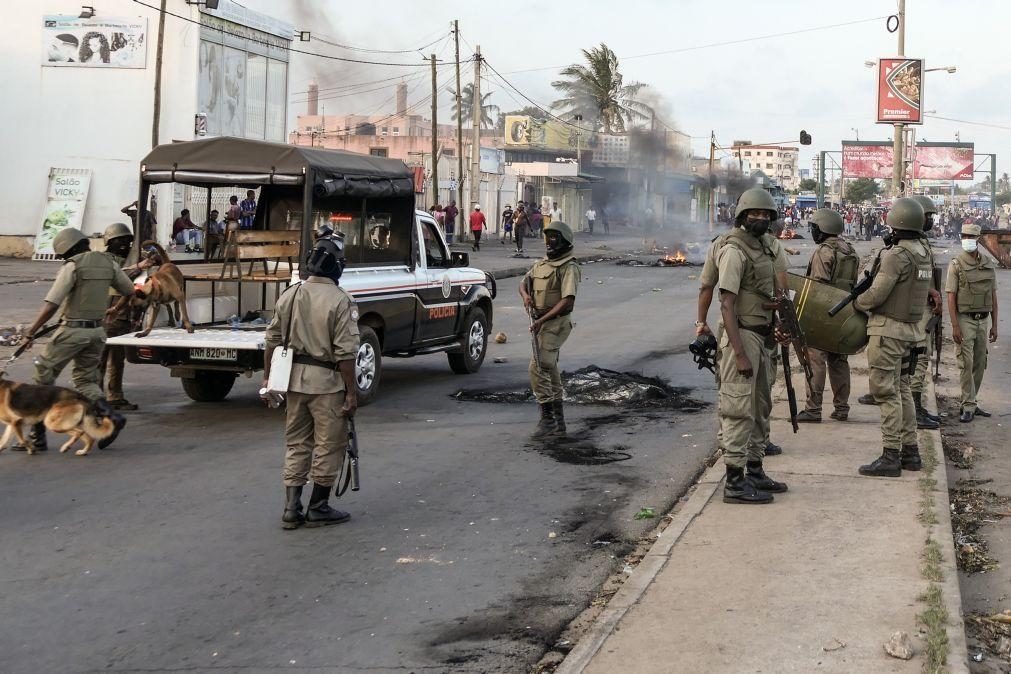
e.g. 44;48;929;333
523;275;542;369
337;416;361;496
774;293;813;434
932;266;944;380
828;245;890;317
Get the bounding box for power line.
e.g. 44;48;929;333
291;72;422;98
926;114;1011;132
311;30;448;55
130;0;441;67
482;59;595;134
502;15;889;75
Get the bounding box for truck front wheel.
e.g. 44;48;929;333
181;371;237;402
355;326;382;406
448;307;488;374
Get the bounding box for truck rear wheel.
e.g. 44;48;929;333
355;326;382;406
181;370;237;402
448;307;488;374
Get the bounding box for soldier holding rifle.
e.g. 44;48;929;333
852;198;933;477
519;221;580;440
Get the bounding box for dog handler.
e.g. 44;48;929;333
12;227;133;452
264;234;360;530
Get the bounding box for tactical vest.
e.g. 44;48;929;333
874;239;932;323
826;238;859;291
64;251;118;320
529;253;577;313
952;254;996;313
720;229;776;327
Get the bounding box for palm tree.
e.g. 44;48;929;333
449;83;498;129
551;43;650;133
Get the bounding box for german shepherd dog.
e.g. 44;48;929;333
0;375;117;456
133;241;195;337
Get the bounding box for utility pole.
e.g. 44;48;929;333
469;45;482;224
453;20;465;241
891;0;906;197
430;53;439;209
707;131;715;232
151;0;167;148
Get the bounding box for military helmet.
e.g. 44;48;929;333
734;188;778;220
911;195;937;216
809;208;844;235
103;222;133;244
544;220;573;245
886;197;926;232
52;227;88;255
304;234;346;279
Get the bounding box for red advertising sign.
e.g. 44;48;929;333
842;142;974;180
877;58;923;124
842;143;894;179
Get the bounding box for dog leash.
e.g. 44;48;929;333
1;323;58;372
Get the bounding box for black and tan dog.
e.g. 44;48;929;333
0;375;118;456
133;241;194;337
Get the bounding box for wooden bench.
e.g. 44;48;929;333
185;229;300;323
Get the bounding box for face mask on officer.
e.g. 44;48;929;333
545;230;570;259
923;214;934;232
962;238;979;253
882;227;895;247
742;212;771;237
809;223;828;245
108;237;133;258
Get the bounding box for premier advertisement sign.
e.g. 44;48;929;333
841;141;974;180
877;58;923;124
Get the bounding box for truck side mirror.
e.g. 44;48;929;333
451;251;470;267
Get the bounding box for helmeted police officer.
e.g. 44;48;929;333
908;195;943;429
854;198;933;476
12;227;134;452
264;234;360;530
797;209;859;422
519;220;581;439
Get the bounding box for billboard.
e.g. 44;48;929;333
842;142;974;180
42;16;147;68
877;58;923;124
503;115;588;152
35;168;92;260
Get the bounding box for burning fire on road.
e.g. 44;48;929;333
658;250;689;266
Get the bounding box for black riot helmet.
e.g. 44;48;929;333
304;233;346;284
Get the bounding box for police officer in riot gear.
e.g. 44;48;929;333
908;195;943;429
264;234;360;529
704;188;789;504
854;198;933;476
946;223;999;422
12;227;134;452
519;220;581;439
796;209;859;422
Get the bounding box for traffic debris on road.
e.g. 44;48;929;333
883;631;914;660
494;332;507;343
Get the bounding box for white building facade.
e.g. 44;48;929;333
730;142;800;191
0;0;291;257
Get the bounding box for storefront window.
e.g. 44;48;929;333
245;54;266;139
266;60;287;142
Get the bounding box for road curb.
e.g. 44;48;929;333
555;461;724;674
926;377;971;673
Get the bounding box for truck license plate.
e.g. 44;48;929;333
190;347;237;361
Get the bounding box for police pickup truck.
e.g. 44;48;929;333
106;138;496;404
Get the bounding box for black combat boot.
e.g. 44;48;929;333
551;400;567;436
857;393;878;406
531;403;556;439
912;393;940;429
912;392;941;423
858;448;902;477
304;483;351;527
10;422;48;452
94;399;127;450
900;444;923;471
723;465;774;504
746;460;789;493
282;485;305;530
764;442;783;456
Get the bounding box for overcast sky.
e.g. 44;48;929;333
243;0;1008;181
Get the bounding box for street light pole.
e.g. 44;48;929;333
891;0;906;197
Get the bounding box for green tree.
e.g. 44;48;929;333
551;43;650;133
449;83;498;129
845;177;880;204
798;178;819;192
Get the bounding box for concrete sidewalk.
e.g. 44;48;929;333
558;350;970;673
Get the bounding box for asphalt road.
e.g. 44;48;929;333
0;260;725;673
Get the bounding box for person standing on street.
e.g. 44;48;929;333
239;190;257;230
907;195;943;430
796;209;859;423
854;198;933;477
100;222;154;411
585;206;596;235
444;200;459;239
11;227;134;452
513;204;530;255
469;204;486;251
701;188;789;503
264;234;360;530
946;223;999;423
549;202;563;226
501;204;513;244
518;221;580;439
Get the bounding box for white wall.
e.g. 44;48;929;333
0;0;201;243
